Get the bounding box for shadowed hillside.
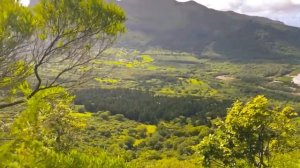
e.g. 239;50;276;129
29;0;300;59
117;0;300;60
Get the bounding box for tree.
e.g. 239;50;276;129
0;85;129;167
0;0;127;166
0;0;126;109
198;95;298;168
0;0;34;106
11;87;85;151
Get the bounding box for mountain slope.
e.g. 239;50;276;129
117;0;300;59
29;0;300;59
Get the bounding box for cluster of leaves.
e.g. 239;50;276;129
197;95;298;167
0;87;126;167
0;0;128;167
93;53;155;69
0;0;126;109
157;78;218;97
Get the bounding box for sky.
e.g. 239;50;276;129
177;0;300;27
20;0;30;6
19;0;300;27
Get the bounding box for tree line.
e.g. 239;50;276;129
75;88;232;124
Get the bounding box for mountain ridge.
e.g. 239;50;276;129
29;0;300;60
116;0;300;60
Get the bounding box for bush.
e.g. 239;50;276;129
74;105;86;113
113;114;126;121
99;111;111;120
0;141;127;168
122;136;135;150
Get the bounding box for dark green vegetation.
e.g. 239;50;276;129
75;88;231;124
1;0;300;167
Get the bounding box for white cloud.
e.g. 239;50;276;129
17;0;300;27
292;0;300;5
177;0;300;27
20;0;30;6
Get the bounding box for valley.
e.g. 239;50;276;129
69;48;300;167
75;48;300;112
1;0;300;167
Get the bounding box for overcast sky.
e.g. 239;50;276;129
20;0;30;6
20;0;300;27
177;0;300;27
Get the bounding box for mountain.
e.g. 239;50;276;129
117;0;300;60
29;0;300;60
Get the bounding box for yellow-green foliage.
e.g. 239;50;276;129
141;55;154;64
270;150;300;168
0;141;127;168
158;87;177;95
125;60;141;68
157;78;217;97
184;78;218;96
124;55;155;68
78;66;92;72
0;0;126;109
147;66;158;71
135;124;157;137
0;0;34;40
144;158;200;168
187;78;205;85
0;61;32;102
95;77;120;85
94;60;139;68
133;125;157;146
70;112;92;118
0;87;127;167
69;112;92;128
10;87;88;153
134;139;144;147
145;125;157;136
198;95;298;167
93;54;154;69
34;0;125;36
